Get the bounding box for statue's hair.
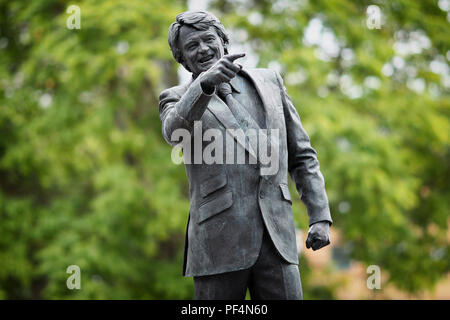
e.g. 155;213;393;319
168;11;229;72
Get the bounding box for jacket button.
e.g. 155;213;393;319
259;192;265;199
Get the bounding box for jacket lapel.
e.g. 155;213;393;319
241;69;280;166
206;94;258;162
241;68;275;130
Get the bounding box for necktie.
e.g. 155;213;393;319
217;82;279;173
217;82;265;164
217;82;251;131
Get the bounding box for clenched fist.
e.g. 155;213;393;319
306;221;331;251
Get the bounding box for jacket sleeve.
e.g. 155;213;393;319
158;75;214;146
275;70;332;226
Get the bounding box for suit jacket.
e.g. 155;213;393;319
159;68;332;277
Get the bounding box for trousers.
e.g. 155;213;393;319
193;227;303;300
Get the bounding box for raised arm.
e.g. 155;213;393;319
158;53;245;146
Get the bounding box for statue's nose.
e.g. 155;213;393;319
198;41;209;53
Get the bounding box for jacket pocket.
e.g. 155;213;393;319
200;172;227;198
279;183;292;204
198;190;233;224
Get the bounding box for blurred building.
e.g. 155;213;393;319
297;228;450;299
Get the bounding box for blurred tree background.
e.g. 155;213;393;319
0;0;448;299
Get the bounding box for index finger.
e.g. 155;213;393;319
225;53;246;62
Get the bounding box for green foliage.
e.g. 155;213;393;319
0;0;448;299
0;0;192;299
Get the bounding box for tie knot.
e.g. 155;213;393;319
217;82;232;100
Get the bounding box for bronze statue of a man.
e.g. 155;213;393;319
159;11;332;300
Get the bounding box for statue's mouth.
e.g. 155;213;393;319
198;54;214;63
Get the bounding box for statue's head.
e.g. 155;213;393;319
168;11;229;76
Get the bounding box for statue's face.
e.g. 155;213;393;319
178;25;225;76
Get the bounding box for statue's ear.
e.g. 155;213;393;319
221;38;229;55
178;52;191;73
